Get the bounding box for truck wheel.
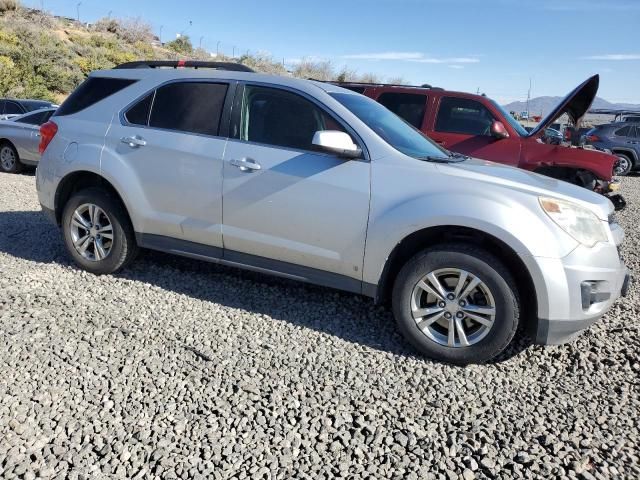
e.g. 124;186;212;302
614;154;633;176
392;244;520;364
62;187;138;274
0;142;22;174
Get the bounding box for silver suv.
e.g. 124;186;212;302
36;61;630;364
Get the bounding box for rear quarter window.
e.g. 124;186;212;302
615;126;632;137
56;77;137;116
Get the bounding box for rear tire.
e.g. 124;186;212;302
614;153;633;176
392;244;520;364
62;188;138;274
0;142;22;174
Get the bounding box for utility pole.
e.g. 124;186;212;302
526;77;532;119
199;36;204;49
108;10;112;18
216;40;221;57
232;46;236;58
159;25;163;43
76;2;82;23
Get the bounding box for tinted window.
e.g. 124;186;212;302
149;82;227;136
435;97;496;136
331;92;448;160
615;126;632;137
18;110;53;125
5;102;23;114
238;85;348;151
630;126;640;138
125;93;153;126
0;100;5;114
56;77;136;116
378;92;427;129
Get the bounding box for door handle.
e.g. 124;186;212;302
230;158;261;172
121;135;147;148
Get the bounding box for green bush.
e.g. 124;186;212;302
165;35;193;55
0;0;19;13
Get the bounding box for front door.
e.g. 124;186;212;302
222;84;370;284
429;96;521;167
105;80;230;247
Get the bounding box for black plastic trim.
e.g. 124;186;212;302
136;233;368;296
115;61;254;72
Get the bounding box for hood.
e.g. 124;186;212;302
528;75;599;137
438;158;613;220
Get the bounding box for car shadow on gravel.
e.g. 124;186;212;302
0;209;532;363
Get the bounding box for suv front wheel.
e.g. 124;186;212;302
62;188;138;274
392;245;520;364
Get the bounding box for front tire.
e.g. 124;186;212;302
392;245;520;364
614;154;633;176
0;142;22;174
62;188;138;274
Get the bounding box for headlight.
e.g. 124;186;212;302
539;197;608;247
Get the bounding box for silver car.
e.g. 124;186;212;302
35;61;630;364
0;108;56;173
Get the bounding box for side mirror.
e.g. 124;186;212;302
490;121;509;139
312;130;362;159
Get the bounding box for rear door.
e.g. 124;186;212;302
429;96;520;167
106;80;232;248
11;110;53;161
221;83;370;285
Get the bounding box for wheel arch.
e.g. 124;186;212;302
54;171;131;227
610;148;638;164
374;225;538;326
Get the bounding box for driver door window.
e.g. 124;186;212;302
435;97;496;136
236;85;349;151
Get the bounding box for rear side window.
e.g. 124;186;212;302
18;110;54;125
56;77;136;116
435;97;496;136
125;93;153;126
148;82;228;136
378;92;428;129
615;126;632;137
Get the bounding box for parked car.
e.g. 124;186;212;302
36;61;630;364
333;75;623;208
0;98;58;120
584;123;640;176
0;108;56;173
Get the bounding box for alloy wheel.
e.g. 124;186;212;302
69;203;114;261
0;146;16;171
614;155;631;176
410;268;496;347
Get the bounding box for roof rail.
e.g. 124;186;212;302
114;61;255;72
321;80;444;91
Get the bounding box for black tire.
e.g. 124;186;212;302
614;153;633;176
392;244;520;365
62;187;138;274
0;141;23;174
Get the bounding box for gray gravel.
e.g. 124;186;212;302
0;170;638;480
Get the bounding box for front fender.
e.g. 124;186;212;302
362;191;577;286
521;142;616;181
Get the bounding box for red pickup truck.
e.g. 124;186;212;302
334;75;624;208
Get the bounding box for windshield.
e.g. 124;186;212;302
330;92;452;161
490;100;529;137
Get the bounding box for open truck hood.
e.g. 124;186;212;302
528;74;599;137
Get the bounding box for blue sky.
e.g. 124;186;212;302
25;0;640;104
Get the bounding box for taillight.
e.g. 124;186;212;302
39;121;58;154
586;134;600;143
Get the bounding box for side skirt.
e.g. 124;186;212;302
136;233;372;297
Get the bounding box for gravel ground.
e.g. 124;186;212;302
0;170;638;480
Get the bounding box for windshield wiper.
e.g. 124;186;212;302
448;151;469;161
418;155;454;163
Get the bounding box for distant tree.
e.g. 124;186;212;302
166;35;193;55
0;0;20;13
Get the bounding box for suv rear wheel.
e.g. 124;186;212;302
392;245;519;364
62;188;138;274
614;153;633;176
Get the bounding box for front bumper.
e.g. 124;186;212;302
525;240;630;345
